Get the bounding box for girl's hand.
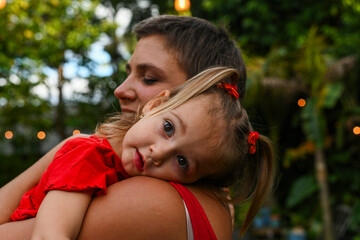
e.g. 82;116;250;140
31;190;92;240
0;134;91;225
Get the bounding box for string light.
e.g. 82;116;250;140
73;129;81;135
298;98;306;107
353;126;360;135
5;130;13;139
174;0;190;12
37;131;46;140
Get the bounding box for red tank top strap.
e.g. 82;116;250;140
169;182;217;240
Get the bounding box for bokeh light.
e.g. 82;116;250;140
298;98;306;107
5;130;13;139
73;129;81;135
37;131;46;140
174;0;190;12
353;126;360;135
0;0;6;10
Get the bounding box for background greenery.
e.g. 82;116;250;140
1;0;359;239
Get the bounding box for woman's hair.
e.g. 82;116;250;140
133;15;247;100
96;67;275;236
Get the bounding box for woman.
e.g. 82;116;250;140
0;15;253;239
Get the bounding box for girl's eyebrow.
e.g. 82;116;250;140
169;112;186;134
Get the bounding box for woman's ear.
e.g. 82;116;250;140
142;90;171;114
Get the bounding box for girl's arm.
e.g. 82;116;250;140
0;178;187;240
0;134;91;224
0;177;232;240
31;190;92;240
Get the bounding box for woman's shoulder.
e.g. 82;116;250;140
186;185;233;240
78;177;232;240
78;177;187;240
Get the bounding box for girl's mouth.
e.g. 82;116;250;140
134;149;144;172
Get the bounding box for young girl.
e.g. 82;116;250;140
11;67;274;239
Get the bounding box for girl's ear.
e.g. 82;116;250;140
142;90;171;114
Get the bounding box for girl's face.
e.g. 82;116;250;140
114;35;187;114
120;94;222;183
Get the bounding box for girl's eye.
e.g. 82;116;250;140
177;156;189;172
143;78;158;85
163;120;174;137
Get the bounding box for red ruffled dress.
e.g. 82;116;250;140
11;136;129;221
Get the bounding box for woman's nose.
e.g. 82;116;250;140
114;77;136;103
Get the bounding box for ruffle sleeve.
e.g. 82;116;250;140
44;137;120;196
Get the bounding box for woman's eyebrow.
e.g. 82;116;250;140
137;63;166;75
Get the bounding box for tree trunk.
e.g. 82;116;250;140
315;148;334;240
56;66;66;140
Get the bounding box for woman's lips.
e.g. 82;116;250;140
134;149;144;171
121;107;136;114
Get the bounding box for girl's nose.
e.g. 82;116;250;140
149;143;173;166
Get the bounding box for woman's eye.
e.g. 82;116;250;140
163;120;174;137
143;78;158;85
177;156;189;172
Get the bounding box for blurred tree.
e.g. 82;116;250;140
244;26;359;238
0;0;117;138
0;0;118;184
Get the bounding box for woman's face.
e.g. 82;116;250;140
114;35;187;113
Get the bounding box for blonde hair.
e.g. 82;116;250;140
96;67;275;236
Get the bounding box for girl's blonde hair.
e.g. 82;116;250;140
96;67;275;236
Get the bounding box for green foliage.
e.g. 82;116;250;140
350;203;360;234
319;82;344;109
286;175;318;209
0;0;120;184
301;99;326;148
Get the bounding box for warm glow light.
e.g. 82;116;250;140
298;98;306;107
73;129;81;135
174;0;190;12
37;131;46;140
5;130;13;139
353;126;360;135
0;0;6;9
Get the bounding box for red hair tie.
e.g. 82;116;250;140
248;131;259;154
217;82;239;99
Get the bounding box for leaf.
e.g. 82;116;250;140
350;202;360;231
286;175;318;209
319;82;344;108
301;99;326;147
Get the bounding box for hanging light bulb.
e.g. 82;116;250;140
174;0;190;12
0;0;6;9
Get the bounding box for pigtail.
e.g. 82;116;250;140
239;134;275;236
